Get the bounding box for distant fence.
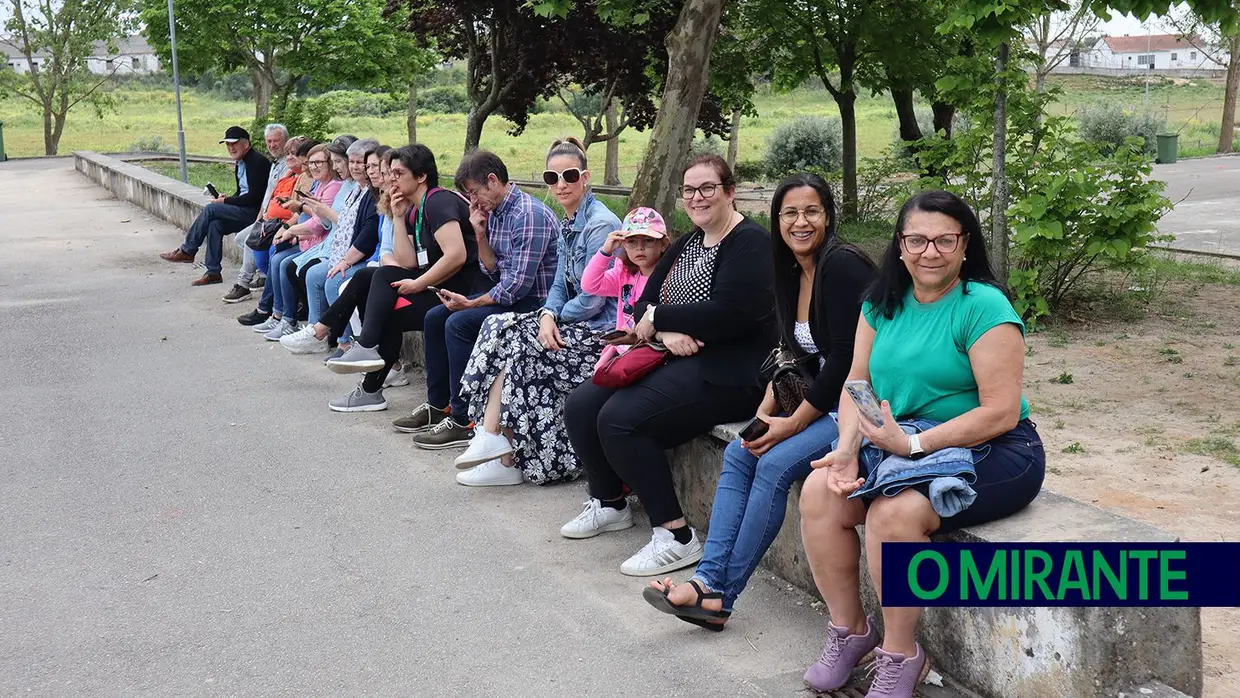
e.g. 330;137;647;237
1046;66;1227;79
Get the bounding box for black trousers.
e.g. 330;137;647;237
320;265;442;392
285;257;321;323
564;356;762;525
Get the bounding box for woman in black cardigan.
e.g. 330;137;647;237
643;173;876;629
561;155;776;578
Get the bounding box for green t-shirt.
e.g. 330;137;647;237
862;281;1030;423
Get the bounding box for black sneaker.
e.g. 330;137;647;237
222;284;253;304
392;402;452;434
249;274;266;290
411;418;474;450
237;308;271;326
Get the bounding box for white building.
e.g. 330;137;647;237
1087;34;1228;71
2;35;161;75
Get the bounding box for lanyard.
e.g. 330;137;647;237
412;190;429;251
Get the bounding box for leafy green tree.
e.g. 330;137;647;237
0;0;138;154
141;0;406;118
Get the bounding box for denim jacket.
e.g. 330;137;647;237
844;418;980;518
543;190;620;331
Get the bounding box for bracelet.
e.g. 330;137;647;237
599;249;612;257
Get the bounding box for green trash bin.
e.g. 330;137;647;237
1156;133;1178;164
0;120;6;162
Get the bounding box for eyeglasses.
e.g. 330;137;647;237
543;168;582;186
308;159;327;167
681;182;722;200
779;207;826;226
900;233;964;255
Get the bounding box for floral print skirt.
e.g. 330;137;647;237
459;311;605;485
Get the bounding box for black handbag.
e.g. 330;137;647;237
246;218;287;251
762;345;817;415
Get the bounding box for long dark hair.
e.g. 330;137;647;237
866;190;1001;319
770;172;871;357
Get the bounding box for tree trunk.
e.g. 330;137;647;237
931;102;955;139
603;100;622;186
726;107;742;170
836;90;858;218
407;81;419;144
251;70;273;118
1219;35;1240;154
990;42;1011;282
464;106;487;153
628;0;727;215
42;100;56;155
1034;69;1048;94
49;109;67;156
891;88;923;143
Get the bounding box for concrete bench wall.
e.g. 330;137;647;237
76;150;1201;698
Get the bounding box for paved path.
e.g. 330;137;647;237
0;159;950;696
1153;156;1240;255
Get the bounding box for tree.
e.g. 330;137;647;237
1164;4;1240;153
141;0;404;118
0;0;137;155
1024;0;1101;93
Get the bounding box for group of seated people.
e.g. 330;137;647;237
160;123;1047;698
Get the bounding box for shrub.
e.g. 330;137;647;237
891;107;938;160
764;116;843;178
690;134;723;158
420;85;470;114
1077;103;1164;156
250;98;331;151
733;159;768;183
128;135;173;153
310;90;403;118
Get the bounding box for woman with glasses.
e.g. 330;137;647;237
798;190;1044;696
560;154;776;578
448;136;622;486
642;172;876;630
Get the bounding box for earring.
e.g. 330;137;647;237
963;255;968;261
899;255;905;260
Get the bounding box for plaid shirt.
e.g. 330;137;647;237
481;184;558;306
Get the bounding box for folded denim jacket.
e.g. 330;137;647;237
839;418;982;518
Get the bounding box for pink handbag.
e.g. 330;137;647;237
592;342;669;388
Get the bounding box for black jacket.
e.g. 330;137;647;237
633;218;777;388
793;245;876;412
224;147;273;212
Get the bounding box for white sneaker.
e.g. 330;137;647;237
252;316;280;333
280;325;331;354
559;498;634;539
456;459;524;487
383;365;411;388
264;319;298;341
454;429;515;470
619;527;704;577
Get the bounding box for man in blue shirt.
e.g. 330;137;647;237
160;126;273;286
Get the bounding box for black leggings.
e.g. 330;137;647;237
564;356;762;525
320;265;442;392
285;257;321;323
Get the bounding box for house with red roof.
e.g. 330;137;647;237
1088;33;1227;71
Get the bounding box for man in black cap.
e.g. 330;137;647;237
160;125;273;285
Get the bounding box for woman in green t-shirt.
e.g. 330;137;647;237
798;191;1045;697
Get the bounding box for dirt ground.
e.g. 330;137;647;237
1022;280;1240;696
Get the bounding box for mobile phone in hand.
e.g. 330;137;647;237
205;182;220;198
295;189;312;198
426;285;441;293
600;329;628;341
844;379;886;427
738;416;770;442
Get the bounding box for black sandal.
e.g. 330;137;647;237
642;579;732;626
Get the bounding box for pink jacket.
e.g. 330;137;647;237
297;179;344;250
580;249;652;367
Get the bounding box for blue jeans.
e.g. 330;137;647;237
303;262;332;327
424;295;542;421
325;264;362;343
694;412;840;612
269;246;301;319
181;202;256;274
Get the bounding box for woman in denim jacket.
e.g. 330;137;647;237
454;137;621;487
798;190;1045;698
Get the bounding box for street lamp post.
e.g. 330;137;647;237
167;0;188;183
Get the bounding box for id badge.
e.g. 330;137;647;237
417;248;429;268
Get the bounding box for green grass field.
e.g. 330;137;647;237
4;74;1233;176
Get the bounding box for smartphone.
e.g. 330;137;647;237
738;416;770;442
204;182;220;198
844;379;886;427
274;195;289;204
295;188;312;198
600;329;629;341
426;285;441;293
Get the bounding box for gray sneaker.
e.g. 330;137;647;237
264;319;298;341
411;417;473;450
804;616;880;692
323;346;346;365
253;315;280;333
328;383;388;413
863;644;929;698
392;402;451;434
326;343;385;374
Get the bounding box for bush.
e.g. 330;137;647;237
733;159;768;183
420;85;470;114
1077;103;1164;156
310;90;403;118
690;134;723;158
128;135;173;153
251;98;331;151
891;107;938;160
764;116;843;178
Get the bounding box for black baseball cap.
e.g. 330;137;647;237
219;126;251;144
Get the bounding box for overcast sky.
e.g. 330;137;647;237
1099;5;1181;36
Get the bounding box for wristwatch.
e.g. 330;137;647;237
539;308;558;322
908;433;926;460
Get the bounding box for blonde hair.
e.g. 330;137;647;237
283;135;310;157
547;136;587;169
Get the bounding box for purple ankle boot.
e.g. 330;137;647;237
864;643;930;698
803;616;880;692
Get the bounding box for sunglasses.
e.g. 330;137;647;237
543;168;582;186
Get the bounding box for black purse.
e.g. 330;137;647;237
762;345;817;415
246;218;287;251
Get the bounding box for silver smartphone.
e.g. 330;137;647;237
844;379;886;427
